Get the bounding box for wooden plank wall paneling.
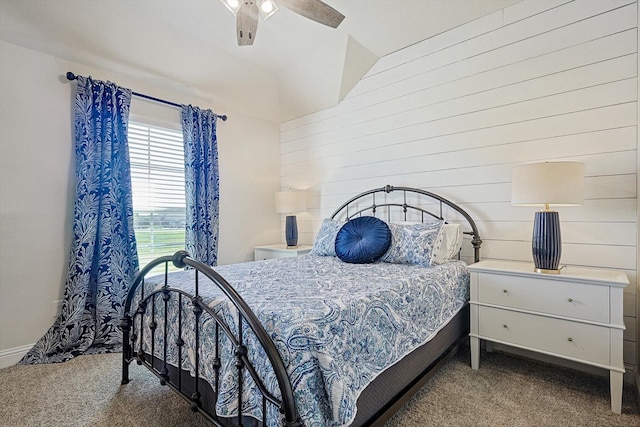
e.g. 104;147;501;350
280;0;638;369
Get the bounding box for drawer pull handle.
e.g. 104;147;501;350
568;298;573;302
503;324;508;328
568;337;573;342
503;289;508;293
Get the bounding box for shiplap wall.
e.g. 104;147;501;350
280;0;638;375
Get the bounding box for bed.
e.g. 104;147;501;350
120;185;482;426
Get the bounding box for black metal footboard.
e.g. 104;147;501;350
120;250;300;427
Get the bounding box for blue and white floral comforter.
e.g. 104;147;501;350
139;254;469;426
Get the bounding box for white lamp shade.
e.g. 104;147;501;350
511;162;584;207
275;190;307;214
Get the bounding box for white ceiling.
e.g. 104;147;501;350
0;0;520;122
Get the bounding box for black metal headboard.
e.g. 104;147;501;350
330;185;482;263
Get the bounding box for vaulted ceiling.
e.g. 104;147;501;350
0;0;520;122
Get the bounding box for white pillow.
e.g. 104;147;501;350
434;223;463;264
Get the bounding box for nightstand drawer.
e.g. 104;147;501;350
477;273;609;323
478;306;610;366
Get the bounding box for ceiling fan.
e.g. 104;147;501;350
220;0;345;45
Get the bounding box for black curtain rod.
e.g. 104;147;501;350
65;72;227;121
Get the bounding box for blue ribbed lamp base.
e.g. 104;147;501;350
285;215;298;247
532;211;562;274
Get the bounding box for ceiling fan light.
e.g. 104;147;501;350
220;0;241;16
257;0;278;20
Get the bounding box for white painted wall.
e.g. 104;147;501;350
280;0;639;377
0;40;282;365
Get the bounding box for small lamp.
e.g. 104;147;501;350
275;189;307;247
511;161;584;274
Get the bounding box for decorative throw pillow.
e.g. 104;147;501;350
310;218;345;256
381;220;444;266
334;216;392;264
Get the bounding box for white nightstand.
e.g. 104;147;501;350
468;259;628;414
253;244;312;261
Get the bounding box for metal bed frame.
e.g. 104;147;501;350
120;185;481;426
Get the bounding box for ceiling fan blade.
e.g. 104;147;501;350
277;0;345;28
237;1;259;45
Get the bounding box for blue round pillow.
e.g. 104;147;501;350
335;216;392;264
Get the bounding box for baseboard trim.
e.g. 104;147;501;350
0;344;33;369
635;369;640;409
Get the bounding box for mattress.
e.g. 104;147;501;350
136;254;470;426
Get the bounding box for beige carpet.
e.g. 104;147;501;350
0;347;638;426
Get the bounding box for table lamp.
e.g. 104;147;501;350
275;189;307;247
511;161;584;274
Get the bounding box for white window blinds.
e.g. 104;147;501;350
128;122;186;268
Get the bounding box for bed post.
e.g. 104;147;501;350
472;235;483;263
120;314;132;384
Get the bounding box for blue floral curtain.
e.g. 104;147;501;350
21;76;139;364
181;105;220;266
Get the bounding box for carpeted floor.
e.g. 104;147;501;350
0;347;638;426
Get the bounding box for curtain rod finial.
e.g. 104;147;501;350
66;72;77;81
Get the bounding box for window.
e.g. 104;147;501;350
128;122;186;268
